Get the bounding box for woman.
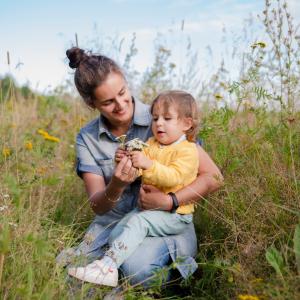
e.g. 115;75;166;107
58;47;223;287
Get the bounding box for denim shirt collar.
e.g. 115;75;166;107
98;97;151;139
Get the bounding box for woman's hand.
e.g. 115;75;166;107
139;184;172;211
112;155;139;187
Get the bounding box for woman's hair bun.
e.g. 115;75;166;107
66;47;86;69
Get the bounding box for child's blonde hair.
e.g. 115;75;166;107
150;90;199;142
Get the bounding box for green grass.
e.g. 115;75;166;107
0;88;299;299
1;1;300;296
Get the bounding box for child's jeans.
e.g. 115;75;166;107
106;208;193;267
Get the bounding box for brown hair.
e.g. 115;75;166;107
150;90;199;142
66;47;124;107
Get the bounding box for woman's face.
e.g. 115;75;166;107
93;72;134;127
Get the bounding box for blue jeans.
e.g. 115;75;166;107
57;209;198;287
107;209;193;268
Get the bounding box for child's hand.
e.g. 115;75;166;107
130;151;153;170
115;147;128;163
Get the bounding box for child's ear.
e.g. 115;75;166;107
183;117;193;131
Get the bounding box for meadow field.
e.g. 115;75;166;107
0;1;299;299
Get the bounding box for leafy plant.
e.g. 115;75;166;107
266;246;285;279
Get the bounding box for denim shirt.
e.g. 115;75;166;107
75;97;198;278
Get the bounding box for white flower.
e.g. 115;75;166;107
0;205;8;212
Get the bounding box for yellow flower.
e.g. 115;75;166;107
37;167;47;175
251;42;266;49
25;141;33;150
257;42;266;48
44;135;60;143
37;129;60;143
214;93;223;100
2;147;11;158
220;82;227;88
37;129;49;137
238;294;260;300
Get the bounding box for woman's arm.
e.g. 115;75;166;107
138;145;223;210
83;156;138;215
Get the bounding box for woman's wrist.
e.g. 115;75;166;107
105;181;125;202
111;174;129;189
167;194;173;211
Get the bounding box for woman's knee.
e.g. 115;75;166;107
119;237;172;287
120;259;172;288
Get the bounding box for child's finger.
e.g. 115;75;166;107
130;153;137;160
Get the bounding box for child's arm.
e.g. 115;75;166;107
141;145;198;188
130;151;153;170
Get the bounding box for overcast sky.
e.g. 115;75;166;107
1;0;300;92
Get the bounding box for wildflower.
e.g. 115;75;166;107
241;79;250;84
116;134;127;148
238;294;260;300
214;93;223;100
25;141;33;150
2;147;11;158
124;138;148;151
37;129;60;143
257;42;266;48
251;42;266;49
37;129;48;136
44;135;60;143
37;167;47;175
0;205;8;212
220;82;227;89
8;222;17;228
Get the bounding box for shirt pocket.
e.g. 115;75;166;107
96;158;114;184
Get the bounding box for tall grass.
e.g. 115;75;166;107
1;0;300;299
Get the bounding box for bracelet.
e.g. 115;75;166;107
167;194;173;211
104;191;120;203
168;192;179;213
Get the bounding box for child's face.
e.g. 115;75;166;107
151;103;192;145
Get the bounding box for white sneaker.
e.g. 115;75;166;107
68;259;118;287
